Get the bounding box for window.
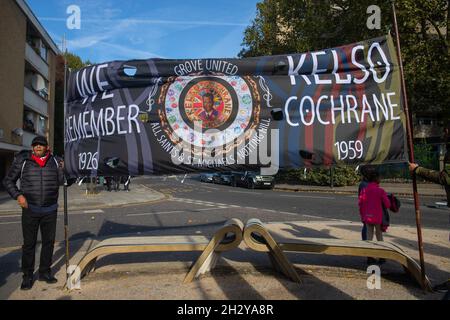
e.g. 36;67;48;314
37;115;47;135
38;84;49;100
23;110;47;135
40;43;48;62
23;111;35;133
25;70;50;100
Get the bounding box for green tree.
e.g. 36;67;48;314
240;0;450;117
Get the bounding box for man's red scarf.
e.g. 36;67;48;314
31;151;51;167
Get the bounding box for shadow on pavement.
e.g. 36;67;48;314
207;259;266;299
211;249;354;299
51;231;97;276
0;248;21;299
284;223;444;299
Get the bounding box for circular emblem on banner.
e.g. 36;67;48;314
182;78;234;130
158;75;260;154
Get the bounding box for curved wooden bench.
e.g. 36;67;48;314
71;219;244;286
243;219;431;290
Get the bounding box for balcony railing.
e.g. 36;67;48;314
25;42;49;80
24;86;48;116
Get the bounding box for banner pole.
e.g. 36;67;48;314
62;34;70;282
391;1;428;290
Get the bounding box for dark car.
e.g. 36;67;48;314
200;173;214;183
232;171;275;189
213;172;233;185
211;173;222;184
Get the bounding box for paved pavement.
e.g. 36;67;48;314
0;176;448;300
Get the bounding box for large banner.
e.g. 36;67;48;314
64;35;407;178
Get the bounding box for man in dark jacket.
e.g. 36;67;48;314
409;149;449;299
409;150;450;207
3;136;64;290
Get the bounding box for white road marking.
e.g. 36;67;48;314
278;211;297;216
302;214;328;219
300;214;349;222
196;207;230;211
279;194;335;199
0;221;21;225
0;210;105;219
83;209;104;214
0;214;21;218
170;198;223;207
228;190;262;195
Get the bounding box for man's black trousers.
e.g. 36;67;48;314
21;209;57;276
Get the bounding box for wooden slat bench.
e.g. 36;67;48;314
69;219;244;287
243;219;431;290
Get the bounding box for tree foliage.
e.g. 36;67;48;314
240;0;449;117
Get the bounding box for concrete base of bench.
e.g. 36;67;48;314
243;219;432;291
67;219;244;289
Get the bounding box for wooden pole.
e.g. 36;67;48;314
62;34;70;281
391;1;428;290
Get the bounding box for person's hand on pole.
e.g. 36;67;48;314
409;162;419;172
17;195;28;209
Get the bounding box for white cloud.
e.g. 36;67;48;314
95;41;164;60
38;17;247;27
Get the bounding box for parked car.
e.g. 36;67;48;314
212;173;222;184
214;172;234;185
231;171;275;189
200;173;214;183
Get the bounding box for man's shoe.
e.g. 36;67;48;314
38;273;57;284
20;276;33;290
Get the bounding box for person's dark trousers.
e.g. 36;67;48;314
361;223;367;241
21;209;57;276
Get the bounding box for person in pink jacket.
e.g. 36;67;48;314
358;169;391;246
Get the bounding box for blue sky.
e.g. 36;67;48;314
26;0;259;63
